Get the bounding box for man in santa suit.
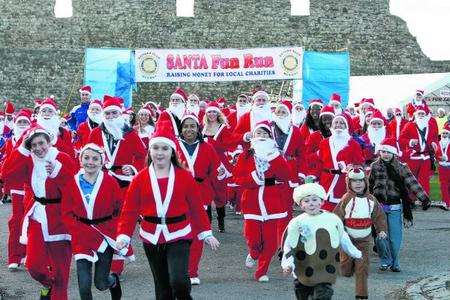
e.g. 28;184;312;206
399;104;439;194
406;89;427;121
68;85;92;131
4;100;15;131
308;114;364;211
361;109;389;165
299;99;324;142
329;92;343;115
74;99;102;150
155;87;188;137
233;90;273;148
0;112;12;150
227;94;251;131
291;101;306;128
352;98;375;135
437;122;450;210
388;108;407;141
186;93;205;123
36;98;75;160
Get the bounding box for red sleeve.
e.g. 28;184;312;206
117;172;143;238
1;148;30;187
130;132;147;172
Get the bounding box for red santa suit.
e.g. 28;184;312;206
2;135;76;300
360;110;389;164
75;119;98;150
399;107;439;194
234;142;291;280
437;124;450;208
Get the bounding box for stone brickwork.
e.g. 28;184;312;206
1;0;449;110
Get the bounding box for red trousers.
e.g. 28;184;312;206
8;192;26;265
439;165;450;207
188;235;204;278
26;220;71;300
407;159;432;195
244;219;278;279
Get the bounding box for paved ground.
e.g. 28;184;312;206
0;203;449;300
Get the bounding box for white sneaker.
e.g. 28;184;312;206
258;275;269;282
245;254;256;268
190;277;200;285
8;263;19;271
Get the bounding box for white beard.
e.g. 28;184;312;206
441;137;449;149
292;110;306;127
334;107;343;115
0;122;4;135
273;115;291;134
186;104;200;116
251;138;278;160
359;113;366;127
251;104;272;129
103;116;125;140
415;115;430;131
168;103;186;120
236;103;251;120
367;126;386;146
87;111;102;124
140;124;154;138
13;124;28;140
330;129;351;153
37;114;60;144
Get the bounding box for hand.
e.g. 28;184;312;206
410;139;418;147
403;219;413;228
282;267;292;276
122;165;133;176
45;161;55;175
378;231;387;239
116;240;127;250
205;236;220;251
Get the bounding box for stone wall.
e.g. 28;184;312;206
1;0;449;110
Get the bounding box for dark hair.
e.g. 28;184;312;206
129;112;137;127
180;118;204;143
146;147;184;169
305;108;320;131
255;126;273;138
319;116;332;138
24;132;50;150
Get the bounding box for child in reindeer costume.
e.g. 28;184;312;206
281;182;362;300
333;166;387;299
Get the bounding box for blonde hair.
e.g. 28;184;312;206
203;110;228;127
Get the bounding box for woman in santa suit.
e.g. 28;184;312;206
2;125;76;300
202;101;234;233
134;104;155;150
115;123;219;300
178;112;225;285
308;114;364;211
61;143;122;300
233;120;291;282
1;109;31;270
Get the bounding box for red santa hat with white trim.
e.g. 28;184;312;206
89;99;102;110
360;98;375;108
102;95;123;112
4;101;15;115
170;87;188;102
320;105;335;118
442;122;450;133
149;121;177;150
138;104;152;115
377;137;399;156
329;93;341;105
414;104;430;115
308;98;324;108
205;101;221;113
14;109;32;123
80;143;106;163
252;120;273;137
252;91;270;102
40;98;58;112
394;108;402;115
79;85;92;94
279;100;293;114
416;89;424;96
180;112;199;125
369;109;387;126
22;124;51;148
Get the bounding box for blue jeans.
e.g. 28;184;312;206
378;209;403;269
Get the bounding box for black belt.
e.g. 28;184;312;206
195;177;204;183
34;197;61;205
323;169;342;175
75;214;113;225
143;214;186;225
264;178;276;186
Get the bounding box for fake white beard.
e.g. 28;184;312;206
168;103;186;120
186;103;200;116
273;115;291;134
330;129;351;152
37;114;60;143
251;138;277;160
13;124;28;140
0;121;4;135
140;124;155;137
236;103;251;120
103;116;125;140
359;113;366;127
367;126;386;146
87;110;102;124
292;109;306;126
251;104;272;128
415;115;430;131
334;107;343;115
395;116;402;123
441;137;449;149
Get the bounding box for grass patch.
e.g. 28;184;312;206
430;173;441;202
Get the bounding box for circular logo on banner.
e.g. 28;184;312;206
279;49;301;76
138;51;159;79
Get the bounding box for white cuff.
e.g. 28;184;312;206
197;230;213;241
340;231;362;259
18;146;30;157
288;180;298;188
116;234;131;247
48;160;62;178
251;170;264;185
409;140;416;148
298;173;305;179
243;132;251;142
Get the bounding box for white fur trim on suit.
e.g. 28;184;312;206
48;160;62;178
251;170;264;185
18;146;30;157
197;230;213;240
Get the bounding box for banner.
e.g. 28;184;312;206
135;47;302;82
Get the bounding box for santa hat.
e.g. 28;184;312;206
394;108;402;115
292;183;326;205
365;107;375;116
320;105;335;118
347;166;366;180
188;94;200;102
181;112;199;125
89;99;103;110
149;121;177;150
14;109;32;123
360;98;375;108
102;95;122;113
416;89;424;96
80;143;106;163
252;120;273;136
4;101;15;115
34;98;43;108
308;98;324;108
329;93;341;105
40;98;58;112
442;122;450;133
414;104;430;115
123;107;134;115
144;101;159;110
79;85;92;94
369;109;386;126
279;100;293;113
252;91;270;102
216;97;227;105
377;137;399;156
170;87;188;102
205;101;221;113
23;125;51;147
138;104;152;115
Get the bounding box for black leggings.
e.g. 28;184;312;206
294;279;334;300
76;246;115;300
143;240;192;300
